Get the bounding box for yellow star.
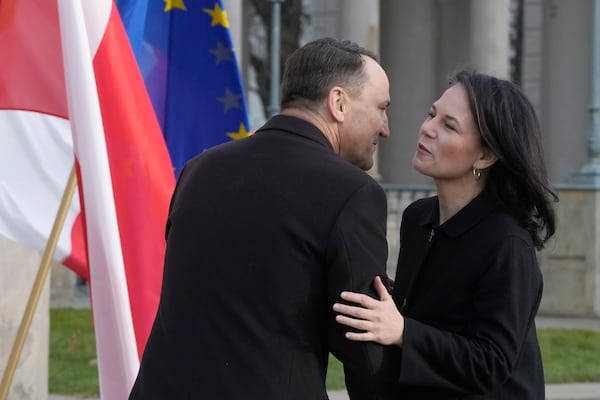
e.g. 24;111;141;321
227;123;253;140
164;0;187;11
202;3;230;27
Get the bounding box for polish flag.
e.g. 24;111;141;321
0;0;175;398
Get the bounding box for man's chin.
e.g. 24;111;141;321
361;160;374;172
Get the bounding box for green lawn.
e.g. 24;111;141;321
49;308;600;395
539;328;600;383
49;309;99;396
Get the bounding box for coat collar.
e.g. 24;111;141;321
256;114;334;151
418;190;499;238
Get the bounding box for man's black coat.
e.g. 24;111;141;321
129;115;390;399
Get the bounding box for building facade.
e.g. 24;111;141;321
227;0;600;317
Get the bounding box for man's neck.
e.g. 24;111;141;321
280;107;340;154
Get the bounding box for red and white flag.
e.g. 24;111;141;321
0;0;175;398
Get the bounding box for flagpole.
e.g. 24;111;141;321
267;0;283;117
0;165;78;400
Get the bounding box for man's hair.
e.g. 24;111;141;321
280;37;379;110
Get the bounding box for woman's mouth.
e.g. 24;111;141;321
417;142;431;155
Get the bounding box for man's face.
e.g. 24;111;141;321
339;57;390;171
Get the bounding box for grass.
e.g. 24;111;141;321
49;308;600;395
49;309;99;396
326;355;345;390
539;328;600;383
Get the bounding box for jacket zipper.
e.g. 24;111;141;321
401;228;435;313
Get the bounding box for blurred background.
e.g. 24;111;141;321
225;0;600;318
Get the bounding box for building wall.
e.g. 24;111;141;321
538;188;600;317
237;0;594;186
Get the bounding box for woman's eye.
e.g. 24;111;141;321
427;111;435;118
445;123;456;131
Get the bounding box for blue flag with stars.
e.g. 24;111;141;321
116;0;251;176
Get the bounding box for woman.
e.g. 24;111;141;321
333;70;557;399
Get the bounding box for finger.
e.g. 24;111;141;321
339;291;377;307
374;276;392;301
333;303;371;320
335;314;370;331
344;331;374;342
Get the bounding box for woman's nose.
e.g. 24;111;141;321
420;119;436;138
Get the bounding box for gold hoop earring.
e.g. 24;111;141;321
473;167;481;181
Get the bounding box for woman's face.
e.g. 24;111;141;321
412;83;486;182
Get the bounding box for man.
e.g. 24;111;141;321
129;37;391;399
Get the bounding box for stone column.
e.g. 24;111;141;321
379;0;437;184
0;235;49;399
541;1;591;184
520;0;544;119
569;0;600;186
469;0;510;78
223;0;243;56
339;0;379;51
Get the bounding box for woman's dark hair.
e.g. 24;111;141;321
280;37;378;110
450;70;558;249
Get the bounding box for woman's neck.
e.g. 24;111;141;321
434;179;484;224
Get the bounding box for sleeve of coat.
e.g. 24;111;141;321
398;235;543;395
325;181;392;397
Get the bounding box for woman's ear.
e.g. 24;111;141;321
328;86;346;123
475;147;498;170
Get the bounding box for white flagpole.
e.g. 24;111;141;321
57;0;139;398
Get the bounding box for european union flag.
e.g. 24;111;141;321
116;0;251;176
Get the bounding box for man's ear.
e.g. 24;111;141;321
328;86;346;123
474;147;498;170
